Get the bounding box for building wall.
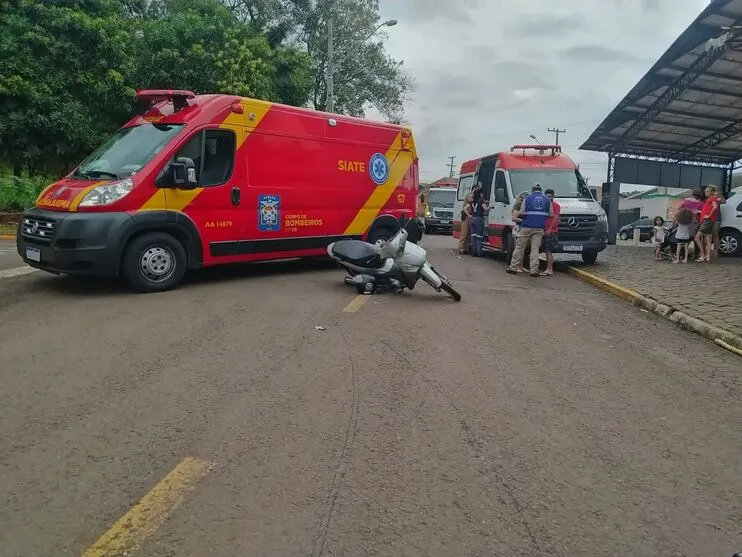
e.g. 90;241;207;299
619;197;671;221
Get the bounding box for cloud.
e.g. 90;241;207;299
373;0;713;183
561;45;645;64
505;14;585;37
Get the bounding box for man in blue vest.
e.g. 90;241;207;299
507;183;553;277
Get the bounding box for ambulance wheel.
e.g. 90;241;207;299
581;249;598;264
122;232;187;293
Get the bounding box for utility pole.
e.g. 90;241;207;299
547;127;565;145
326;14;334;113
447;156;456;177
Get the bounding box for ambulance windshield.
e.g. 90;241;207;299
426;189;456;207
73;124;184;179
509;169;593;199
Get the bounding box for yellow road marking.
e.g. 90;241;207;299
81;457;212;557
342;295;369;313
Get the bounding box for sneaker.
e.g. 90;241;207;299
506;268;517;274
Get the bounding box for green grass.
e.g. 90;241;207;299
0;223;17;236
0;175;53;212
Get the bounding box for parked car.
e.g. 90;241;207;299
720;188;742;256
619;217;656;241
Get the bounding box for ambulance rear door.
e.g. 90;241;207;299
453;171;474;238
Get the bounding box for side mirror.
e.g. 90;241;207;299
495;187;508;204
170;157;198;189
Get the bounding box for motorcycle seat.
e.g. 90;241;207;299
331;240;386;268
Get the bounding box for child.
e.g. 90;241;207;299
652;216;666;261
674;207;694;263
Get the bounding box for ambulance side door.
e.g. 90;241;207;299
162;127;248;261
472;158;496;243
489;169;510;249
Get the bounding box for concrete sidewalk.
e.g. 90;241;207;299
564;245;742;345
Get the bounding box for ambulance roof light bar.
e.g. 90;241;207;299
135;89;196;114
510;144;562;155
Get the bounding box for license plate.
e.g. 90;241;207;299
562;244;583;252
26;246;41;262
440;220;450;224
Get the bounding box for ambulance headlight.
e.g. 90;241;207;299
79;178;134;207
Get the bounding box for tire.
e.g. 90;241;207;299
581;249;598;264
121;232;187;293
719;228;742;256
619;231;629;240
367;226;396;247
433;269;461;301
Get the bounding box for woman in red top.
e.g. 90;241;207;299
696;185;721;262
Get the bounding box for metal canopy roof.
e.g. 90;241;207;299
580;0;742;166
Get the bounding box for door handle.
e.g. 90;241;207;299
231;187;241;206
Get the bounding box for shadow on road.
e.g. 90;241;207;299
15;258;342;298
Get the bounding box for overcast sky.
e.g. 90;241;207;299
368;0;711;185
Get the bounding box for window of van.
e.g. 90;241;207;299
73;123;184;179
427;188;455;207
164;129;236;187
457;175;474;200
508;169;593;199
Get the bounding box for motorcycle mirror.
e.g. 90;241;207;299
399;212;408;227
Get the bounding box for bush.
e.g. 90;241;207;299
0;175;52;212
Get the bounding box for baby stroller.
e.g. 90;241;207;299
657;223;678;261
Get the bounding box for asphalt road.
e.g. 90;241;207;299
1;235;740;557
0;238;23;272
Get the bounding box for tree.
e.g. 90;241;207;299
0;0;138;175
0;0;314;176
222;0;413;120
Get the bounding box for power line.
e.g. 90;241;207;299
547;127;566;145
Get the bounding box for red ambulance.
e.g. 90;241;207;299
17;90;420;291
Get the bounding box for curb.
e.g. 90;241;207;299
559;263;742;356
0;234;16;240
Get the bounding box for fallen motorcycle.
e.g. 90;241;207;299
327;214;461;301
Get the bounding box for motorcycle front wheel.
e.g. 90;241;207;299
433;269;461;301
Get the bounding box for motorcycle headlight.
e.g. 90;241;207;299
79;178;134;207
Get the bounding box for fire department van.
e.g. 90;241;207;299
453;144;608;264
17;90;419;292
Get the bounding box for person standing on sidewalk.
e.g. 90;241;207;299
458;192;473;255
507;184;552;277
469;184;489;257
697;185;721;262
706;186;726;258
540;188;560;276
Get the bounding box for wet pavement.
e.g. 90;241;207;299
0;235;740;557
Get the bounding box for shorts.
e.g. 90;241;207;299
676;237;690;244
699;219;714;235
540;234;559;252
